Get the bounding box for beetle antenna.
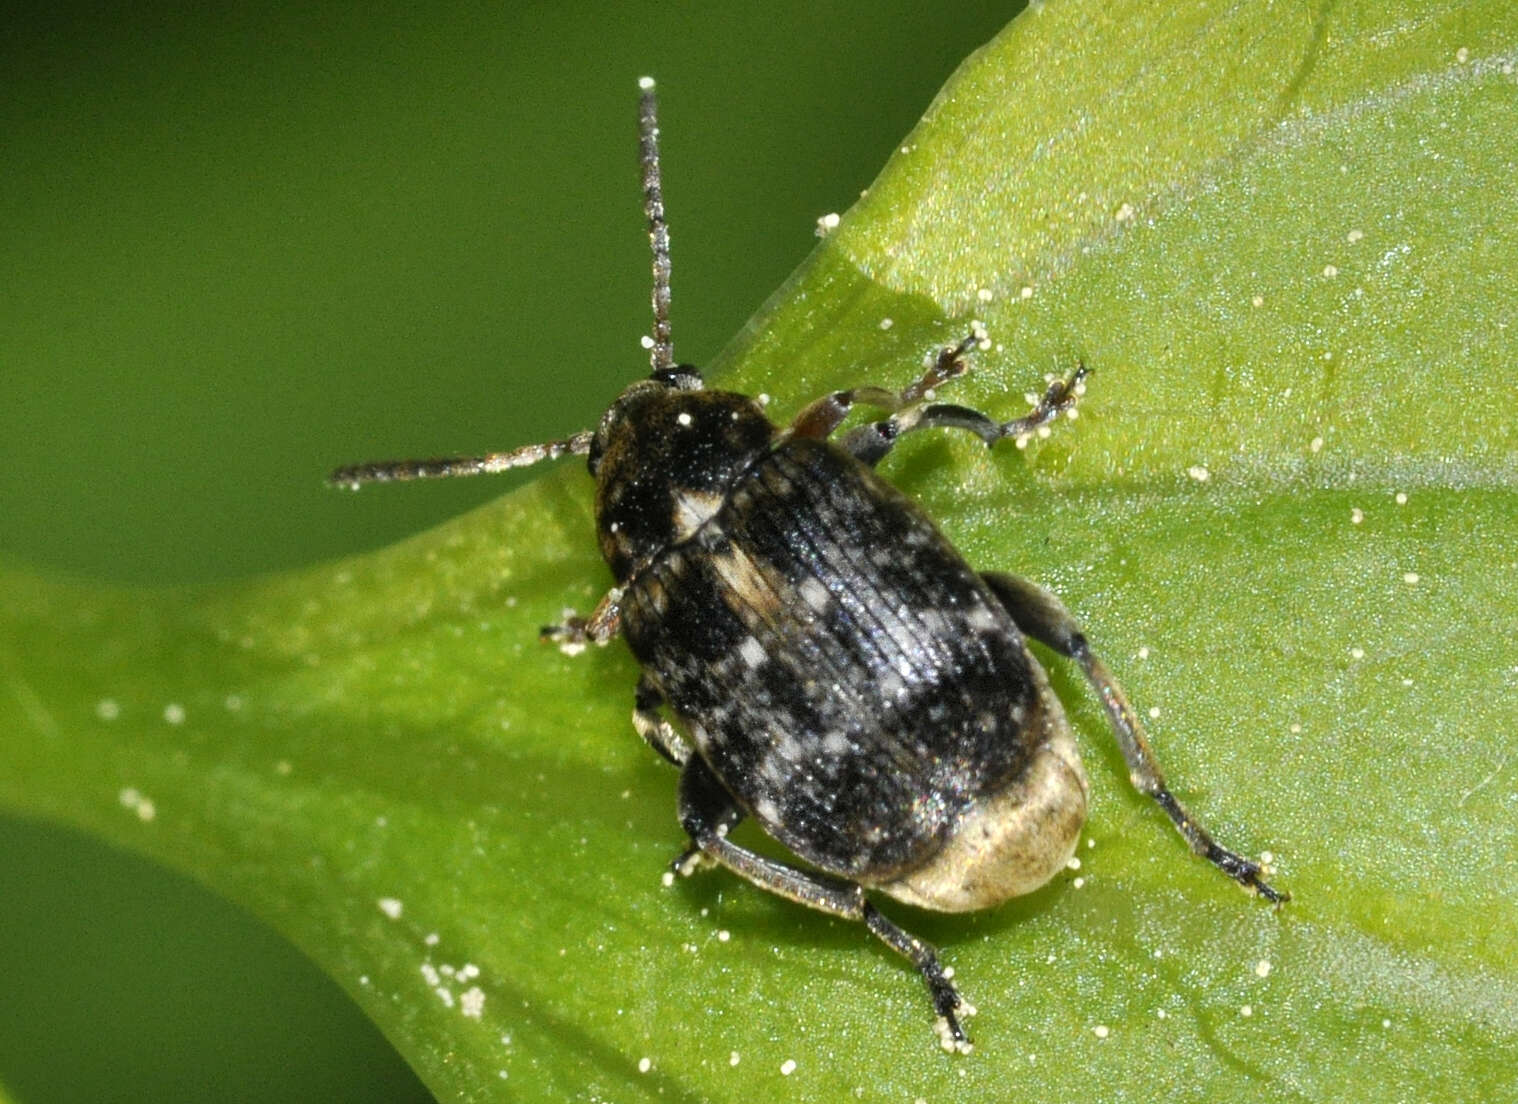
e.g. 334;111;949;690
639;76;673;375
328;430;594;490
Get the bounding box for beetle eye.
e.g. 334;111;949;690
651;364;704;390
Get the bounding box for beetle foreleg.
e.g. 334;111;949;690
540;586;624;651
787;328;980;442
981;571;1288;905
841;359;1087;467
675;758;974;1051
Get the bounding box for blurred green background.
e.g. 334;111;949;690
0;1;1022;1099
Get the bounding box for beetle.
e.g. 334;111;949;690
331;78;1286;1052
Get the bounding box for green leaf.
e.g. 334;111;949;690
4;1;1515;1100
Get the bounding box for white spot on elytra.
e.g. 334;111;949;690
738;636;766;669
821;730;851;756
967;604;1000;632
799;576;831;612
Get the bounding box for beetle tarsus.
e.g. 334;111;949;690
1207;844;1289;904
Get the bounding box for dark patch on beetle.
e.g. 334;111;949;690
330;80;1288;1054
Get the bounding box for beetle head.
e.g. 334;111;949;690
589;374;775;582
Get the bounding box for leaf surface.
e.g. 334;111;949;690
3;1;1515;1099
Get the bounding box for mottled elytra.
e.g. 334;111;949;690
330;78;1287;1052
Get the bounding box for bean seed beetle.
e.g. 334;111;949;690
331;78;1287;1052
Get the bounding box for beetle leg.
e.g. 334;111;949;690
674;757;974;1051
632;674;692;765
787;329;980;441
981;571;1289;905
842;359;1086;468
540;586;624;651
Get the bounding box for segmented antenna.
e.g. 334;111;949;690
329;85;673;491
638;76;673;374
328;431;594;489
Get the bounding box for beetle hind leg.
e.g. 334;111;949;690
862;901;977;1053
981;571;1288;904
674;757;975;1051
